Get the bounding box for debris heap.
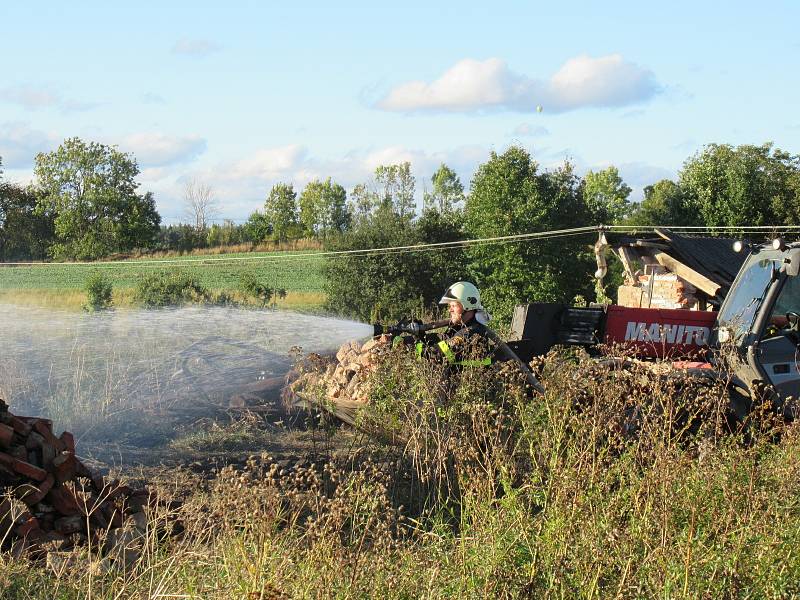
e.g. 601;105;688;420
285;337;389;426
0;398;160;565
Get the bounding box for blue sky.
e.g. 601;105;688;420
1;1;798;223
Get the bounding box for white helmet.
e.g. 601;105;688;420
439;281;483;311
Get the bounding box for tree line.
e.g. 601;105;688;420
2;137;799;321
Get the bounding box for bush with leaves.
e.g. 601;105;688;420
83;271;113;311
239;271;273;307
324;205;465;323
134;269;209;307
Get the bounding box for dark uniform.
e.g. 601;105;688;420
434;319;495;368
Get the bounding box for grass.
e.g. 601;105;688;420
3;348;800;598
0;285;326;312
0;249;327;312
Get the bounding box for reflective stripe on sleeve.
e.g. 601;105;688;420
437;340;491;366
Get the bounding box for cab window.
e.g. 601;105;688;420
718;259;776;342
770;275;800;324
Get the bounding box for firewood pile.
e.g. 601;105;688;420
0;397;171;569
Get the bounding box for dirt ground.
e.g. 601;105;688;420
75;376;367;482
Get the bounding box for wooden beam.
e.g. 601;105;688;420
653;252;721;297
654;228;674;242
615;246;639;284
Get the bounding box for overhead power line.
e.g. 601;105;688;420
2;224;800;268
0;226;600;267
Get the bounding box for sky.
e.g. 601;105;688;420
1;1;799;224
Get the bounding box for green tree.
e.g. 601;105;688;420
206;219;242;247
582;166;632;224
264;183;299;241
324;204;464;322
34;137;160;260
0;162;55;261
242;211;272;243
375;162;416;218
424;163;465;213
464;146;593;323
626;179;700;227
299;178;350;237
679;142;800;228
348;183;378;223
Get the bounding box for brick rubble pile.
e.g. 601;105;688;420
0;397;167;568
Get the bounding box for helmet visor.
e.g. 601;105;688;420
439;286;459;305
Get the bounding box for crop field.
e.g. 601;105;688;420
0;250;327;294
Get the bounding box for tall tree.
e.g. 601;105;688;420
465;146;593;322
183;179;218;231
375;162;416;218
626;179;700;227
348;183;378;223
0;159;55;260
264;182;299;241
679;142;800;228
299;178;350;237
582;166;632;224
424;163;465;213
34;137;160;260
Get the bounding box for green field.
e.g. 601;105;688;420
0;251;329;310
0;251;327;293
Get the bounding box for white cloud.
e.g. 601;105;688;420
149;144;488;223
0;122;59;168
117;132;207;167
171;39;220;57
376;54;660;114
228;144;309;180
512;123;550;137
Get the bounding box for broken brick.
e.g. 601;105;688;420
0;452;15;470
21;474;55;506
7;416;31;436
46;485;83;516
14;515;40;538
33;420;65;452
0;423;13;448
41;442;57;468
12;458;48;482
25;431;45;450
52;452;77;485
91;474;105;493
59;432;75;454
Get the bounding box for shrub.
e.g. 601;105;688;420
238;271;273;307
324;205;465;323
238;271;286;307
83;271;113;311
134;269;209;307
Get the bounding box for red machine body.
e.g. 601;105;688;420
603;305;718;359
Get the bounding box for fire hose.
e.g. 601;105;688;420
373;319;544;395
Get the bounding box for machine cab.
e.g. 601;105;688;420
716;244;800;404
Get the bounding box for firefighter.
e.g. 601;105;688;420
434;281;495;368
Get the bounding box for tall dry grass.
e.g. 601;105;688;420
2;348;800;598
